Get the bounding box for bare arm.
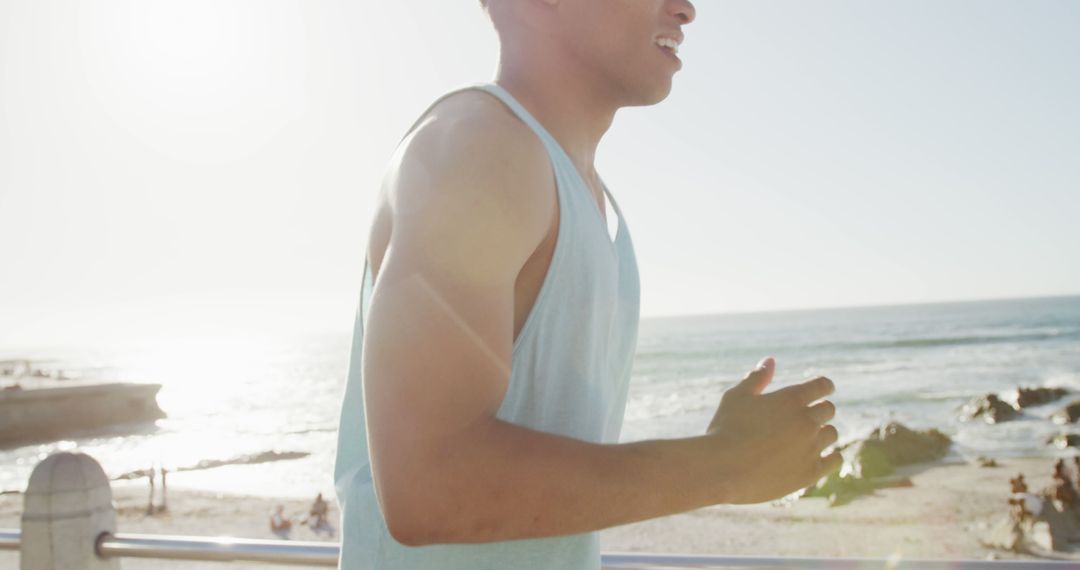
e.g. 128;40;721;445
363;94;841;546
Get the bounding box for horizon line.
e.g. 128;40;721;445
640;291;1080;322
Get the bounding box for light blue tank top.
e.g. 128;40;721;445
333;83;641;570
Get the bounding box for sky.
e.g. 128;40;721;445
1;0;1078;350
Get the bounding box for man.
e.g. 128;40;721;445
333;1;841;568
305;492;331;532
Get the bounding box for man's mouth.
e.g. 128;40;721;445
655;36;681;56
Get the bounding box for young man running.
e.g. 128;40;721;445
334;1;841;568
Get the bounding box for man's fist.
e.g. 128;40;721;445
705;357;843;505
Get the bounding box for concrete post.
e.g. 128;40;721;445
20;451;120;570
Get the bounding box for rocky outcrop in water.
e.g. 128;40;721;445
112;450;310;480
960;387;1070;425
179;450;310;472
1014;386;1068;409
1;382;166;449
1046;433;1080;449
961;393;1020;424
1052;398;1080;425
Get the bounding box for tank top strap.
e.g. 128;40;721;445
478;84;626;241
478;84;628;235
396;83;575;181
471;84;568;159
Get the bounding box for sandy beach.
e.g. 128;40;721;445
1;455;1069;569
600;456;1062;561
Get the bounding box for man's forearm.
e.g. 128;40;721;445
385;419;734;546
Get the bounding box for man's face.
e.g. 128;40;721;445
556;0;696;105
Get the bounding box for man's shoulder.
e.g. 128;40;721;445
392;89;553;197
412;88;546;158
383;89;556;243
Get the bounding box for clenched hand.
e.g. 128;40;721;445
705;357;842;505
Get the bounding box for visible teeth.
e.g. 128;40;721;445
656;38;680;54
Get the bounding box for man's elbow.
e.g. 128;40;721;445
386;519;428;547
386;509;462;547
372;428;499;546
378;480;448;547
380;491;428;546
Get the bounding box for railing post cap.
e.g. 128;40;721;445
21;451;119;570
25;452;111;495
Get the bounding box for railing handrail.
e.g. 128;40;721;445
96;531;338;566
0;529;18;552
1;528;1075;568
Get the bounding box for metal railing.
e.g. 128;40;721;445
95;532;338;566
8;452;1076;569
2;528;1075;569
0;529;18;552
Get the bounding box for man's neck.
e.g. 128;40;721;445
493;57;618;183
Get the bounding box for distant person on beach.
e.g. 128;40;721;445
1008;474;1042;521
146;465;156;515
303;492;334;537
333;1;841;568
159;467;168;512
308;493;328;527
270;505;293;539
1010;474;1028;494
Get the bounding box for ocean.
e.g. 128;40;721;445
2;295;1078;499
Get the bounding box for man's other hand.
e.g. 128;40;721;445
705;357;842;504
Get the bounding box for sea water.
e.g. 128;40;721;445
1;295;1078;498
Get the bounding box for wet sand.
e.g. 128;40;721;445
0;456;1068;568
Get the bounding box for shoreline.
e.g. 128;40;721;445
2;455;1070;568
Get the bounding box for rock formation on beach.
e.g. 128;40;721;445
849;422;952;477
977;456;1001;468
985;460;1080;556
804;422;951;506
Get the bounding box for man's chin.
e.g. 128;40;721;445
630;80;675;108
608;70;676;108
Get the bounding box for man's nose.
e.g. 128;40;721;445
669;0;696;25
